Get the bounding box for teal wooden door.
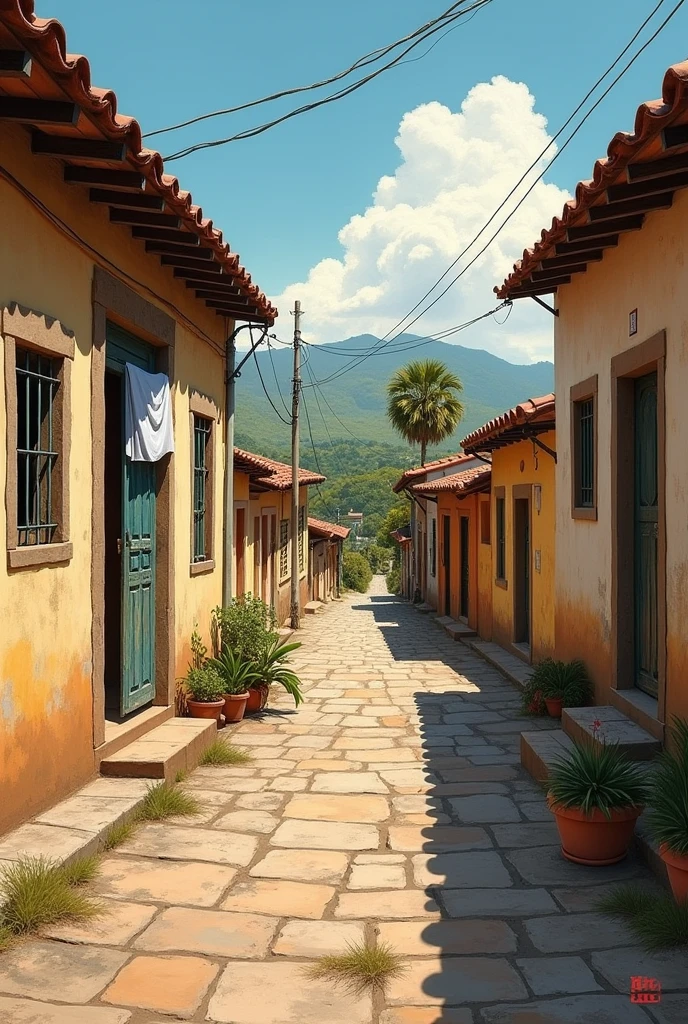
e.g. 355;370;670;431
634;372;659;697
106;324;157;715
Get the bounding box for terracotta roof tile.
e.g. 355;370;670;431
0;2;276;322
412;464;491;496
392;453;477;492
496;61;688;299
233;447;325;491
391;526;412;544
308;516;350;540
461;394;555;452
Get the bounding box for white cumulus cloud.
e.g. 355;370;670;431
273;76;571;363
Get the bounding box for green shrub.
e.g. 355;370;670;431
521;658;592;715
646;716;688;856
185;665;225;703
342;552;373;593
386;566;401;594
362;544;388;574
207;647;260;695
211;595;278;659
548;741;648;817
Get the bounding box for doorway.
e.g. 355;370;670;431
459;516;469;620
634;372;659;697
442;515;451;615
104;324;157;720
513;496;530;646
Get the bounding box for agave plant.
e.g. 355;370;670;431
253;639;304;707
548;741;648;819
207;648;260;696
646;717;688;856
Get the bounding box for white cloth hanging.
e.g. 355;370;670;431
124;362;175;462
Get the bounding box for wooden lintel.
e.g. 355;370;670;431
628;151;688;181
90;188;164;210
663;123;688;149
0;97;78;124
541;250;603;270
0;50;32;77
531;264;586;282
110;208;180;228
588;192;673;221
160;254;220;271
567;214;644;241
32;130;125;161
609;169;688;202
65;166;144;190
555;234;619;256
146;241;213;260
131;226;200;245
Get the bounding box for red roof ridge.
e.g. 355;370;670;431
461;393;555;451
392;452;476;492
411;464;491;495
308;516;350;540
233;447;325;490
1;1;276;321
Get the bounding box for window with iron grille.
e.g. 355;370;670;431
192;415;212;561
298;506;305;573
574;397;595;508
430;518;436;577
279;518;290;580
16;347;61;546
496;495;506;579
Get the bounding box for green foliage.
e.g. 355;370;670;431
58;856;99;887
548;741;648;818
647;716;688;856
342;551;373;593
211;595;278;661
307;941;406;994
386;565;401;595
377;505;411;549
0;857;101;935
185;665;225;703
522;659;592;714
253;639;304;707
310;466;408;524
387;359;464;464
190;624;207;669
199;740;253;766
138;782;200;821
208;647;261;695
102;819;138;850
598;885;688;951
361;544;388;573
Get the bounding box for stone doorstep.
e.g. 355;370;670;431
443;619;478;641
562;706;661;760
462;640;531;690
305;601;325;614
100;717;218;781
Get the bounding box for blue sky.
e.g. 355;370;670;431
43;1;688;356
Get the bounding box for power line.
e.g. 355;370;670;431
146;1;483;140
162;0;493;162
301;0;682;385
266;338;292;417
252;339;291;426
300;389;339;521
304;362;351;478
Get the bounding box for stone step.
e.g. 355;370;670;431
100;717;217;781
304;601;324;615
463;639;531;689
444;619;477;640
562;706;661;760
520;729;576;783
415;602;435;614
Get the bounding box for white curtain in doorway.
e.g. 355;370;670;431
124;362;175;462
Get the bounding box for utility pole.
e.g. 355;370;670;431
223;331;237;608
290;301;302;629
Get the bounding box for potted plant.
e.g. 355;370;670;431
525;659;592;718
185;666;226;721
547;740;648;865
249;638;304;712
647;717;688;902
208;648;259;724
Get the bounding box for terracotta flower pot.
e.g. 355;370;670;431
545;696;563;718
246;684;270;714
187;698;225;722
659;844;688;902
223;691;249;724
548;795;643;865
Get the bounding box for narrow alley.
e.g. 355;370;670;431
0;577;683;1023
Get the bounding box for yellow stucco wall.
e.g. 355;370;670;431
0;121;230;831
554;187;688;722
490;432;556;663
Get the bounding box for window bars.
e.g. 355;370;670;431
16;348;60;546
279;518;289;579
298;506;305;573
496;496;506;579
578;397;595;507
193;415;211;561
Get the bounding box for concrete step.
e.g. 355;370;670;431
520;729;576;783
96;704;174;766
562;706;661;760
100;717;217;781
415;602;435;614
444;619;477;641
304;600;325;615
463;639;531;690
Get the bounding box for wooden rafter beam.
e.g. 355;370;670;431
608;169;688;202
193;289;243;302
663;123;688;149
173;267;234;284
628;151;688;180
507;277;569;297
0;50;32;77
131;227;200;245
200;292;251;308
110;208;180;228
555;234;619;255
212;305;263;320
90;188;164;210
32;129;125;161
588;192;673;221
567;214;644;241
160;253;220;271
145;240;212;259
531;264;586;282
0;97;78;124
540;250;603;270
65;166;144;189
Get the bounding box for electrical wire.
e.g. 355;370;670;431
304;362;352;477
300;389;339;521
266;338;292;417
146;0;482;139
162;0;493;162
251;335;292;426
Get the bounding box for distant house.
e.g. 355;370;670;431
496;59;688;737
307;517;350;604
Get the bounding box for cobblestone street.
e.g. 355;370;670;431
0;576;685;1023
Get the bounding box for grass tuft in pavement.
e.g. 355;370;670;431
307;941;405;993
0;856;101;937
57;855;100;887
199;740;253;766
137;781;200;821
102;819;138;850
597;884;688;950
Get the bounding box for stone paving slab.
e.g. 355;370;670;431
0;998;131;1023
133;906;279;957
480;995;655;1023
0;941;128;1003
101;953;218;1016
377;919;517;955
387;956;528;1004
95;856;237;906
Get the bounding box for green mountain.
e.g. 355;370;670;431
235;334;553;452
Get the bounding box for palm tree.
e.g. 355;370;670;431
386;359;464;465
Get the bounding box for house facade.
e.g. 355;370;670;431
0;6;283;833
307;517;350;604
496;60;688;736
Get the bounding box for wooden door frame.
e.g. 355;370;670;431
459;513;470;621
512;484;532;649
611;330;666;723
91;269;175;747
441;513;452;616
